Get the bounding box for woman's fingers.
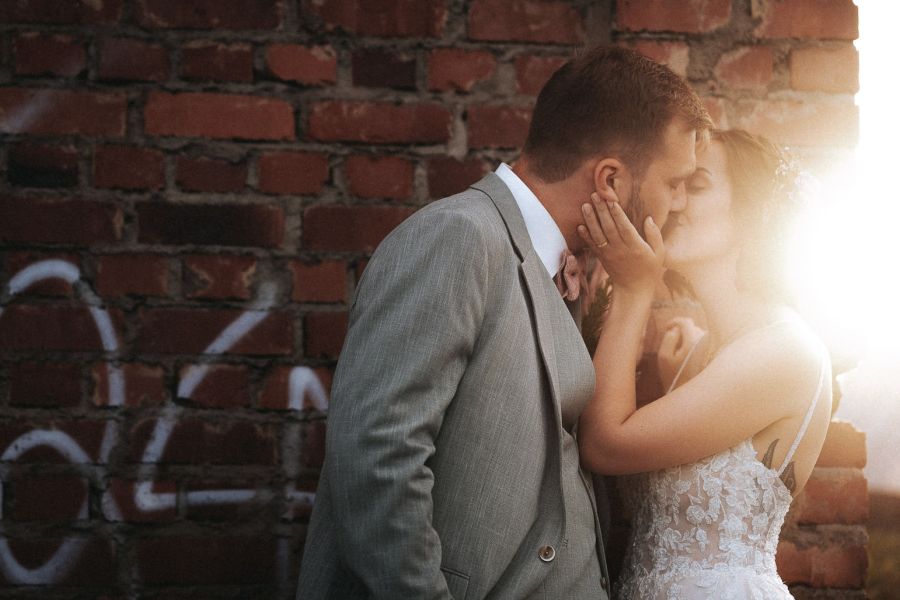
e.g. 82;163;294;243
644;216;665;260
579;202;608;254
591;193;624;248
606;199;643;248
659;326;682;357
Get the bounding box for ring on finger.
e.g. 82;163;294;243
596;240;609;250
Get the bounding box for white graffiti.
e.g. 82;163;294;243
0;259;329;585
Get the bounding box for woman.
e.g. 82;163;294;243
576;129;832;599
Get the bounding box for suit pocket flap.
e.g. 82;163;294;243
441;566;469;600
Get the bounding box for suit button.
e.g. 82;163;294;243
538;545;556;562
601;576;609;590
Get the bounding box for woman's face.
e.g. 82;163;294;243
664;140;737;268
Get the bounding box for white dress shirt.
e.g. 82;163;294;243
494;163;567;279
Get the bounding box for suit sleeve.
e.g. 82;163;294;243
324;208;491;598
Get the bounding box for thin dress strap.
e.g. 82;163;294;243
666;319;794;394
776;350;829;476
666;334;706;394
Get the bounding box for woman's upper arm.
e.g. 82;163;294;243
588;325;822;474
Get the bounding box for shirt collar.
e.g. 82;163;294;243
494;163;567;278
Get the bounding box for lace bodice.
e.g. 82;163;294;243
616;439;795;599
615;324;828;600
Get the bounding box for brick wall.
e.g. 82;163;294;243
0;0;866;598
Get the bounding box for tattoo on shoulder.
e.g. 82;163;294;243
760;438;797;493
761;439;779;469
780;462;797;494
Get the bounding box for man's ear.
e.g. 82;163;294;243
592;158;631;202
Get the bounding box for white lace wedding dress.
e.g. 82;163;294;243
615;326;829;600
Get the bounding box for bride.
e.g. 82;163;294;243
576;129;832;599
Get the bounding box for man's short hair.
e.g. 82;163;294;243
523;45;712;182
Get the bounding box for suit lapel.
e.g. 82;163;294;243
471;173;565;427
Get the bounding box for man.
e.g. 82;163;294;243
297;46;711;599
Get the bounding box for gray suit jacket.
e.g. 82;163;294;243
296;173;610;599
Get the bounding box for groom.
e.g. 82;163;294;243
297;46;711;599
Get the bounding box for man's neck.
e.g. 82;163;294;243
512;159;590;252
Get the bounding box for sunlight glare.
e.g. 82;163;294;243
786;0;900;369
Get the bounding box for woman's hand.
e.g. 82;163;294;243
577;190;666;296
657;317;707;391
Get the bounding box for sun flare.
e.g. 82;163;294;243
785;0;900;370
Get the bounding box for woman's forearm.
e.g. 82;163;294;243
580;287;654;468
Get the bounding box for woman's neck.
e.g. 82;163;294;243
679;256;783;353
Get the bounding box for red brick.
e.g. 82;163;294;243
618;0;731;33
10;362;81;407
10;476;88;521
181;40;253;82
258;365;332;410
0;196;123;245
0;0;123;24
303;420;326;467
98;37;169;82
0;89;126;136
816;419;866;468
14;32;86;77
178;363;251;408
302;205;414;252
356;258;370;279
0;536;115;586
516;55;567;96
134;307;293;355
736;99;857;147
755;0;857;40
428;48;496;92
8;142;79;188
0;304;122;352
0;420;106;463
469;0;584;44
620;40;690;77
305;312;348;359
144;91;294;140
790;44;858;92
129;418;279;465
96;254;169;297
4;252;79;296
91;362;167;407
345;155;413;199
715;46;774;90
427;156;489;198
352;48;416;89
310;0;447;38
135;0;283;30
176;156;247;192
266;44;336;85
136;201;284;247
467;105;533;149
102;479;177;522
290;260;347;303
183;254;256;299
258;151;329;195
93;145;165;190
793;467;868;525
136;535;276;583
776;540;867;588
308;101;451;144
514;54;568;95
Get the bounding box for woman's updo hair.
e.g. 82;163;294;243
666;129;806;303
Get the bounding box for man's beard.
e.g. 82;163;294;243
624;184;646;241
